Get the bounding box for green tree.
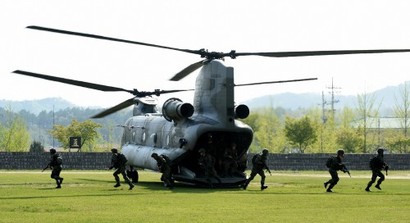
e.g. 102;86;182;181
0;108;31;152
49;119;102;151
284;116;317;153
393;81;410;152
386;134;410;153
355;92;380;153
336;128;361;153
253;108;287;153
30;140;45;152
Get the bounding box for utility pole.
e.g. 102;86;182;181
326;77;340;122
52;105;55;148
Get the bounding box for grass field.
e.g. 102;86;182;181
1;170;409;223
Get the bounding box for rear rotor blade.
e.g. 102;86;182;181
92;98;135;118
13;70;133;94
235;77;318;87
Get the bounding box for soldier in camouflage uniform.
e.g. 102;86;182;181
365;148;389;192
242;149;270;190
43;148;64;189
198;148;222;188
151;153;174;189
108;148;134;190
324;149;350;192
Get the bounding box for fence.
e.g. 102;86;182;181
1;152;408;170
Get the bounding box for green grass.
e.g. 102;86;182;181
0;170;409;223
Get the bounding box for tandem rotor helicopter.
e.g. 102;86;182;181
13;26;410;187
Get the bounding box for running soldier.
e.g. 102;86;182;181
324;149;350;192
42;148;64;189
108;148;134;190
365;148;389;192
242;149;270;190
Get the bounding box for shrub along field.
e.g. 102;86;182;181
0;170;409;223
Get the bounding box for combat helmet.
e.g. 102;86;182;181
151;153;158;158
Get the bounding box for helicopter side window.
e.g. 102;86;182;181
166;135;170;147
142;132;146;143
150;133;158;147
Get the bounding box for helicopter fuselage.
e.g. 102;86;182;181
120;60;253;186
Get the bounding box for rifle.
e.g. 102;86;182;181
342;166;351;177
42;164;50;172
385;165;389;176
265;164;272;176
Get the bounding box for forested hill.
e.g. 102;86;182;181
0;97;78;115
243;83;408;116
0;100;132;149
1;81;408;116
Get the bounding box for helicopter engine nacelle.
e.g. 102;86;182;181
162;98;194;122
234;104;249;119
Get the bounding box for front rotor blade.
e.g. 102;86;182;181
235;77;318;87
170;60;205;81
27;26;199;55
234;49;410;58
13;70;133;93
92;98;135;118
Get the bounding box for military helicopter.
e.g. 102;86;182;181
13;26;410;187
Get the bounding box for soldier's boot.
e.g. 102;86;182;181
56;180;61;189
326;184;334;192
365;186;371;192
261;185;268;190
59;178;64;185
242;181;249;190
324;182;329;188
375;184;382;190
129;183;134;190
114;175;121;187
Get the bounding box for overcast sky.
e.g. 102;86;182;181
2;0;410;108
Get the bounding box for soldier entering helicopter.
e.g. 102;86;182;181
151;153;174;189
198;148;222;188
222;142;239;177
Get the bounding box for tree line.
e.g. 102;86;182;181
0;106;130;152
243;82;410;154
1;82;409;153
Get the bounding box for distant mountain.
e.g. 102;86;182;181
0;97;79;114
244;82;408;116
1;82;408;116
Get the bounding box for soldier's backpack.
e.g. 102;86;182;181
160;154;172;166
369;156;377;169
252;154;260;165
56;155;63;165
325;156;334;168
118;153;128;165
